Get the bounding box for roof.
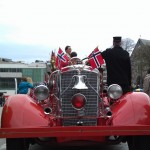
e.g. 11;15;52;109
131;38;150;57
136;38;150;47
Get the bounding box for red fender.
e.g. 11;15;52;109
110;92;150;125
1;95;50;128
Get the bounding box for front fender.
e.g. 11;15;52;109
110;92;150;125
1;94;50;128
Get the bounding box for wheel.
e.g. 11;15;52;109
6;138;30;150
127;136;150;150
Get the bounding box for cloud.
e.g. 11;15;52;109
0;0;150;62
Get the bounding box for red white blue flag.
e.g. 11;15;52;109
88;47;104;69
55;48;69;70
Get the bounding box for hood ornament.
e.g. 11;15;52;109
72;75;88;90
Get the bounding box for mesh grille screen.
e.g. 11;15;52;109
61;70;99;126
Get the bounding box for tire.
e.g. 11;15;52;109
127;136;150;150
6;138;30;150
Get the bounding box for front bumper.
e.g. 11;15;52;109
1;125;150;138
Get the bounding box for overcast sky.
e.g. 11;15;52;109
0;0;150;63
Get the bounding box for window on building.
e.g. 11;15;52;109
0;68;22;72
0;78;21;90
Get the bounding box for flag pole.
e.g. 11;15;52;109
58;47;61;70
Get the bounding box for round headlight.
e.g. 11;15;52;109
34;85;49;101
107;84;123;99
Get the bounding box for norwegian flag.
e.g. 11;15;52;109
88;47;104;69
55;48;69;70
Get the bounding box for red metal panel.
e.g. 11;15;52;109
1;126;150;138
1;95;50;128
111;93;150;126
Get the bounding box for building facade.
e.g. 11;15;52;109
131;38;150;87
0;58;47;96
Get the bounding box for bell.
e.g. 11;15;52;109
72;75;88;90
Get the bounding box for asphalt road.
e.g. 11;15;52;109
0;107;128;150
30;143;128;150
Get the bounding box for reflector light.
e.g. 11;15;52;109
71;93;86;110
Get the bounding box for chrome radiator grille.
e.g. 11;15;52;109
61;70;99;126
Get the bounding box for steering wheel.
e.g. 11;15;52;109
81;57;90;65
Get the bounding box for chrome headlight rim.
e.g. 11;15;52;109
107;84;123;100
34;85;49;101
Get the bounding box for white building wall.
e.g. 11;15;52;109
0;72;22;78
0;62;46;68
0;90;16;97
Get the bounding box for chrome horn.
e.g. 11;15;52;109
72;75;88;90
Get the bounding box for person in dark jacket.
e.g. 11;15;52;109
101;36;131;94
17;77;34;94
143;68;150;96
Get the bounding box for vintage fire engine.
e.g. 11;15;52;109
1;57;150;150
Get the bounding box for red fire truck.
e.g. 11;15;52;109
1;57;150;150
